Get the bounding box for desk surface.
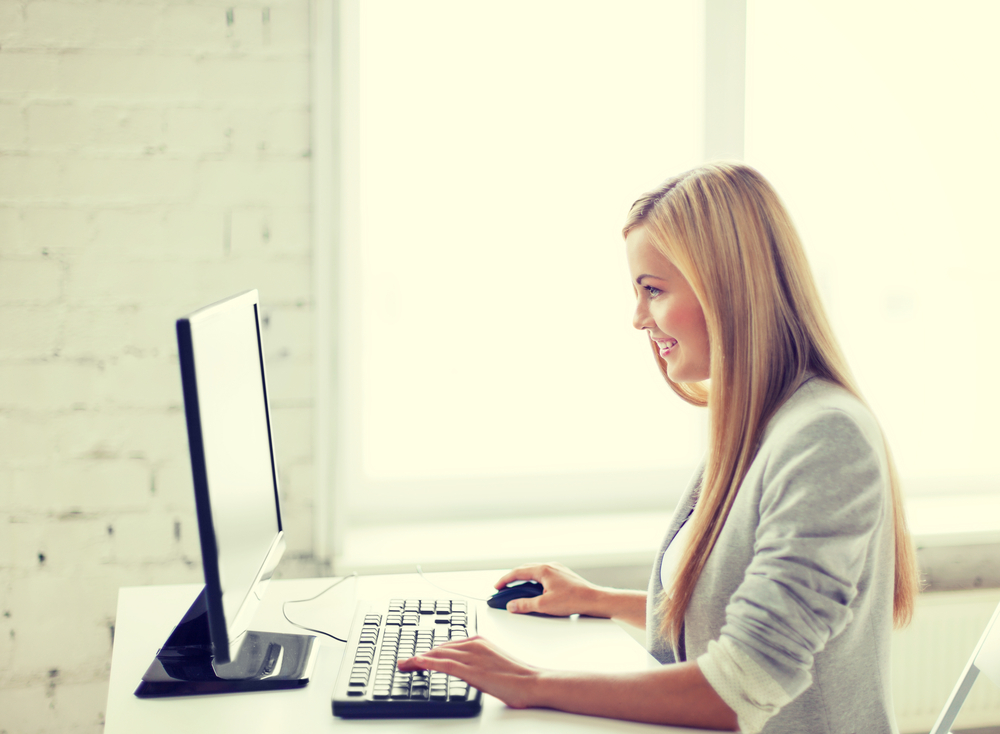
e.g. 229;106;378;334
106;570;720;733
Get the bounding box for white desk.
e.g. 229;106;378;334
106;571;720;733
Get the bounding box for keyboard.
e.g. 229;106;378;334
331;598;483;718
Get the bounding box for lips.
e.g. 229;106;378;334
652;338;678;357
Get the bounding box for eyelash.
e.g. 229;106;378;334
642;285;662;298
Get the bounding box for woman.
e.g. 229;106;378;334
399;162;919;733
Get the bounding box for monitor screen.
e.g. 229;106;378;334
177;289;284;665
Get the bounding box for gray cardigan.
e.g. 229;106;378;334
647;377;898;734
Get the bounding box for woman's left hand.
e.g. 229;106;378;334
396;636;542;709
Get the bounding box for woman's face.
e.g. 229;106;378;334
625;225;711;383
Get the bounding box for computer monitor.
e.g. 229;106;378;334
135;289;317;697
930;599;1000;734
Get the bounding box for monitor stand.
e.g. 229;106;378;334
134;588;317;698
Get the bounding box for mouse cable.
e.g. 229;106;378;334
415;565;489;602
281;572;358;643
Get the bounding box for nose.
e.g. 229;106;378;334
632;297;651;331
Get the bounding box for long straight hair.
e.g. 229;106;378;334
623;163;918;645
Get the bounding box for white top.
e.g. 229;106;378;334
659;515;694;591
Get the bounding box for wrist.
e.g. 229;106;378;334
593;587;648;625
529;669;563;709
579;584;615;618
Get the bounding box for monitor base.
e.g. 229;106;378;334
134;587;317;698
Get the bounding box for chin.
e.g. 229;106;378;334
666;366;708;384
671;375;698;384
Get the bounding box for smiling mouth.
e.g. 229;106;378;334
653;338;678;356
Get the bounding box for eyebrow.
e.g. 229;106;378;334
636;274;667;285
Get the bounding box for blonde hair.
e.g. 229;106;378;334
623;162;918;645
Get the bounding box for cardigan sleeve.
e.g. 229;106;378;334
697;636;791;734
699;407;887;727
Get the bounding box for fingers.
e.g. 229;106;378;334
397;655;463;676
397;636;480;661
506;595;543;614
494;564;548;590
397;640;482;674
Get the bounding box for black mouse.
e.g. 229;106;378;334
487;580;544;609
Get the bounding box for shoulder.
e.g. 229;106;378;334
762;377;884;459
754;378;889;511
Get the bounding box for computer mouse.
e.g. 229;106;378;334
487;580;544;609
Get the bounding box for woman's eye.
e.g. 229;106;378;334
643;285;662;298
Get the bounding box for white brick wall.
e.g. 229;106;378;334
0;2;316;731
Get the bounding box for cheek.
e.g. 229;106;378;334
658;302;707;339
686;304;709;341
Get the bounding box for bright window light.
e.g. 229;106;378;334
745;0;1000;491
353;1;707;520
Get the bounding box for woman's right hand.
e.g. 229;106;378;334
493;562;608;617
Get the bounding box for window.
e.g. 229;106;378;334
334;0;710;529
744;1;1000;493
316;1;998;568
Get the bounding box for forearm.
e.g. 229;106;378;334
586;587;647;629
533;660;738;731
